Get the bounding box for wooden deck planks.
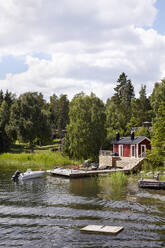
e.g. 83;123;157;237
138;179;165;189
80;225;124;234
49;167;130;178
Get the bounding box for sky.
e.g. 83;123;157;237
0;0;165;101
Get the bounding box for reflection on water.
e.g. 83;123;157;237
98;175;127;201
0;169;165;248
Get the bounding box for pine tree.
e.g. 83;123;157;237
106;73;135;136
128;85;152;128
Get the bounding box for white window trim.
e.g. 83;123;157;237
119;145;123;157
136;144;138;158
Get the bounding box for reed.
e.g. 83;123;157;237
0;151;79;171
109;171;128;187
99;171;128;188
142;160;154;172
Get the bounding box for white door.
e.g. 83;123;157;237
119;145;123;156
131;145;135;157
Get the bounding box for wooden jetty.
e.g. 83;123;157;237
49;167;131;178
80;225;124;234
138;178;165;189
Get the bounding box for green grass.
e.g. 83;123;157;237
0;151;80;171
99;171;129;188
109;172;128;187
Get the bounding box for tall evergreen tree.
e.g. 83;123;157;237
0;90;4;106
128;85;152;128
106;73;135;136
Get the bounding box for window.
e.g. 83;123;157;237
131;145;135;157
141;145;146;156
119;145;123;156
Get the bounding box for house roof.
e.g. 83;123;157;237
111;136;150;145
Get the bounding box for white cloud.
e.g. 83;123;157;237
0;0;165;101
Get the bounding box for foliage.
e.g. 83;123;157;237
8;92;51;150
135;127;150;138
0;90;15;152
0;151;79;171
141;159;155;172
150;79;165;115
128;85;152;128
0;73;164;167
106;73;135;136
109;172;128;187
62;136;71;157
148;100;165;165
67;92;106;160
49;94;69;132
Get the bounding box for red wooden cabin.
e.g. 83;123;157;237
112;132;151;158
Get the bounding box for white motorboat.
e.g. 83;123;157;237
12;169;45;181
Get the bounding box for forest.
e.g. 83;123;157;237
0;72;164;166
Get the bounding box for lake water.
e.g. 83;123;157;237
0;169;165;248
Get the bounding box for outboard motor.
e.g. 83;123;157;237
11;170;20;181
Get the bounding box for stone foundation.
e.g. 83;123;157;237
99;152;144;171
99;155;113;169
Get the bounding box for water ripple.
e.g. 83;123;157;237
0;175;164;248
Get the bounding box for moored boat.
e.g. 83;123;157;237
12;169;45;181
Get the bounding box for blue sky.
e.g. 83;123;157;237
0;0;165;101
153;0;165;34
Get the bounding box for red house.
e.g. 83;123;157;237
112;132;151;158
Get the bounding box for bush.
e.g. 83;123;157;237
147;149;164;167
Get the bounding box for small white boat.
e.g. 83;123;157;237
12;169;45;181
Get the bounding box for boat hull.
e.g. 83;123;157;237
19;171;45;180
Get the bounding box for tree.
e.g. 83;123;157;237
49;94;69;134
57;94;69;131
128;85;152;128
8;92;51;150
135;127;150;138
150;78;165;115
67;92;106;160
106;73;135;136
0;90;4;106
147;78;165;165
4;90;15;107
0;90;16;152
148;101;165;165
49;94;58;130
113;72;134;107
105;98;124;140
0;100;12;152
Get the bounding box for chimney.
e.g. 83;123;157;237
116;132;120;141
131;131;134;140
